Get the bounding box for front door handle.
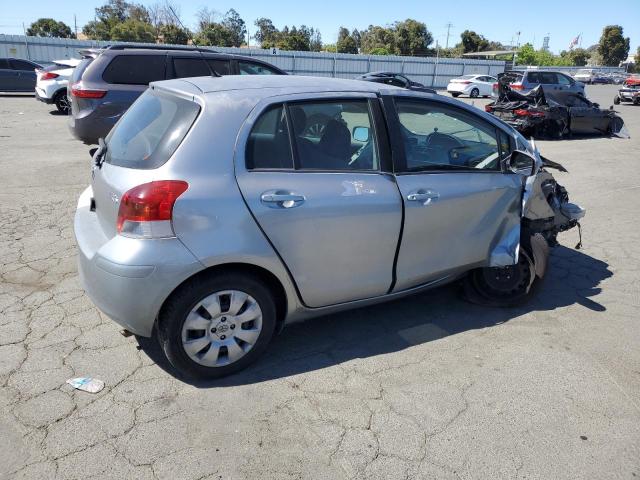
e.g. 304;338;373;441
261;191;306;208
407;189;440;204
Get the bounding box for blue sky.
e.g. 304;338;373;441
1;0;638;55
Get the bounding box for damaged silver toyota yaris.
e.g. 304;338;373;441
74;76;585;379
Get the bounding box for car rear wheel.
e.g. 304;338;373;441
54;90;71;114
450;92;461;98
158;272;277;379
613;96;620;105
470;88;480;98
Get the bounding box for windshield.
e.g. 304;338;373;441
105;89;200;169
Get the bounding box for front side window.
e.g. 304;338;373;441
238;61;279;75
105;90;200;169
395;99;501;172
103;55;166;85
557;74;572;85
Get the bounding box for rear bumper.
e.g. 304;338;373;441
35;88;54;104
68;112;117;145
74;186;203;337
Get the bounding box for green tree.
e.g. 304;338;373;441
360;25;396;55
568;48;589;66
160;24;190;44
222;9;246;46
26;18;74;38
110;19;155;42
336;27;358;54
195;23;233;47
82;0;153;41
597;25;630;66
393;19;432;56
516;43;536;65
459;30;490;53
254;17;278;47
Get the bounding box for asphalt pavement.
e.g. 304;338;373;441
0;85;638;479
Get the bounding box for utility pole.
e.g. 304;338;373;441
445;22;453;49
516;31;521;49
74;15;77;38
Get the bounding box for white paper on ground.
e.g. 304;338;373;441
66;377;105;394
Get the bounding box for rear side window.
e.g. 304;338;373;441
207;59;230;75
11;59;35;71
246;105;294;169
105;90;200;169
103;55;166;85
173;58;209;78
238;61;280;75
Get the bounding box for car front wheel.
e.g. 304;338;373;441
158;272;277;379
463;235;548;307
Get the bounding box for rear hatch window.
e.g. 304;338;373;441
104;88;200;169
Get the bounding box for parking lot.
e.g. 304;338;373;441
0;84;639;479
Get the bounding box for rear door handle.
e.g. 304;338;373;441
407;189;440;204
261;191;306;208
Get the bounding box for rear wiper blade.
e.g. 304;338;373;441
94;138;107;169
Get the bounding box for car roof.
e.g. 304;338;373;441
161;75;402;95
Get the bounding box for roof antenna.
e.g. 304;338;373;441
167;5;219;77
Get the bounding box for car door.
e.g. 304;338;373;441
567;94;609;134
0;59;16;91
556;72;581;100
384;94;524;291
235;93;403;308
10;59;37;91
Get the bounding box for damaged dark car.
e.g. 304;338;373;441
486;73;628;139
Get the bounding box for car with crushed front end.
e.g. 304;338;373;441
74;75;585;379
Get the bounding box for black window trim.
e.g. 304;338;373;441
246;96;392;174
385;95;510;175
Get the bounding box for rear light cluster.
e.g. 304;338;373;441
485;105;494;113
40;71;59;80
71;82;107;98
510;83;524;90
116;181;189;239
514;109;545;117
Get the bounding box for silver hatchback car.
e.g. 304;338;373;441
75;76;585;379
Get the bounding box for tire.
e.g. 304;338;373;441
613;96;620;105
470;88;480;98
450;92;461;98
158;272;277;380
462;235;547;307
54;90;70;114
634;98;640;106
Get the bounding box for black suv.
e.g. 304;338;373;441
68;45;286;144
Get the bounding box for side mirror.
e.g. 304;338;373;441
506;150;536;176
352;126;370;142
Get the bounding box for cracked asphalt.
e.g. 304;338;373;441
1;85;639;479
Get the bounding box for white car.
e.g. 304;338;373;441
447;74;497;98
35;58;80;113
573;69;596;85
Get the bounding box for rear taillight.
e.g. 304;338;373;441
71;82;107;98
116;181;189;238
485;105;494;113
459;81;471;84
492;83;498;90
510;83;524;90
514;109;545;117
40;71;59;80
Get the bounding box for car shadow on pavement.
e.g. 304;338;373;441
137;245;612;387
